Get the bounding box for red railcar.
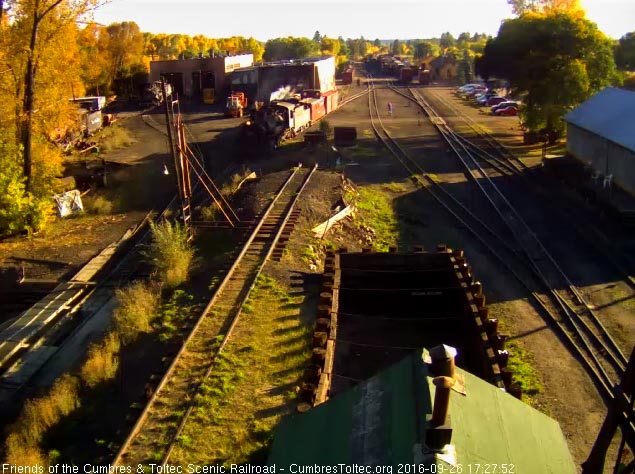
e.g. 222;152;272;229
323;89;339;114
341;70;353;85
400;67;416;83
418;70;431;85
301;97;326;122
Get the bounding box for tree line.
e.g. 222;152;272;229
1;0;634;236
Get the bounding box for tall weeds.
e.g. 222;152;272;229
80;332;121;388
4;375;80;466
147;220;194;287
112;281;159;343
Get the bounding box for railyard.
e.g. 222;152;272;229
1;65;634;471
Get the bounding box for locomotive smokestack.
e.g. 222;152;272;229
429;344;457;379
431;376;455;427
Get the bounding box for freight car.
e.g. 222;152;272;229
399;66;416;83
418;69;431;85
341;69;353;85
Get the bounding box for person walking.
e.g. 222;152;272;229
387;101;393;116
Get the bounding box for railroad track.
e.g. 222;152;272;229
401;84;627;389
0;196;178;409
369;79;633;443
423;87;635;289
113;163;317;467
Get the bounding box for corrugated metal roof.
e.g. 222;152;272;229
564;87;635;153
268;348;576;472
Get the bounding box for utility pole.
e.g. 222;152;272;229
161;79;193;241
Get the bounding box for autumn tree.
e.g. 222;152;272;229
391;39;401;55
7;0;99;198
507;0;583;15
413;41;439;60
456;49;475;84
477;11;616;134
77;22;109;95
320;36;340;57
0;0;98;233
263;37;320;61
615;32;635;71
439;32;455;50
106;22;144;78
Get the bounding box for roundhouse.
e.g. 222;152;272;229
149;53;254;103
564;87;635;198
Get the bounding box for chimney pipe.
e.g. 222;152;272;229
431;376;455;427
429;344;457;379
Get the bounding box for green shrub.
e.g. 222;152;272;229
113;282;159;343
148;220;194;287
80;332;120;387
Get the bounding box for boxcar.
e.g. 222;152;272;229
323;89;339;114
302;97;326;123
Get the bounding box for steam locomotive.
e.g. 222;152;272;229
241;89;338;149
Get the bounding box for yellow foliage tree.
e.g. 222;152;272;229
0;0;95;233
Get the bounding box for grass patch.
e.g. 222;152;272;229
485;303;543;405
505;338;543;401
155;290;195;342
349;146;376;159
98;124;136;152
147;220;194;287
112;282;159;344
300;243;319;266
382;182;409;194
220;169;253;197
80;332;120;388
83;195;115;215
170;273;311;465
200;204;219;222
353;186;398;251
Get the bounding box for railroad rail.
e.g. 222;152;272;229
0;198;177;408
113;163;317;466
402;84;627;387
369;79;633;445
423;87;635;289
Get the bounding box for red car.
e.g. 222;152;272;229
494;106;518;116
484;96;508;107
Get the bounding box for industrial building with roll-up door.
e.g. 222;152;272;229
149;53;254;104
564;87;635;198
230;56;336;105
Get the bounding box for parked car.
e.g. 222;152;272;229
484;96;508;107
475;92;497;103
457;83;485;93
490;101;518;113
494;106;519;116
464;87;489;98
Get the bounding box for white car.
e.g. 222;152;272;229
457;84;486;94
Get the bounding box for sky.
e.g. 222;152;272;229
92;0;634;40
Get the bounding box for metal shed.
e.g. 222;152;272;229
230;56;336;104
564;87;635;197
267;347;576;471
